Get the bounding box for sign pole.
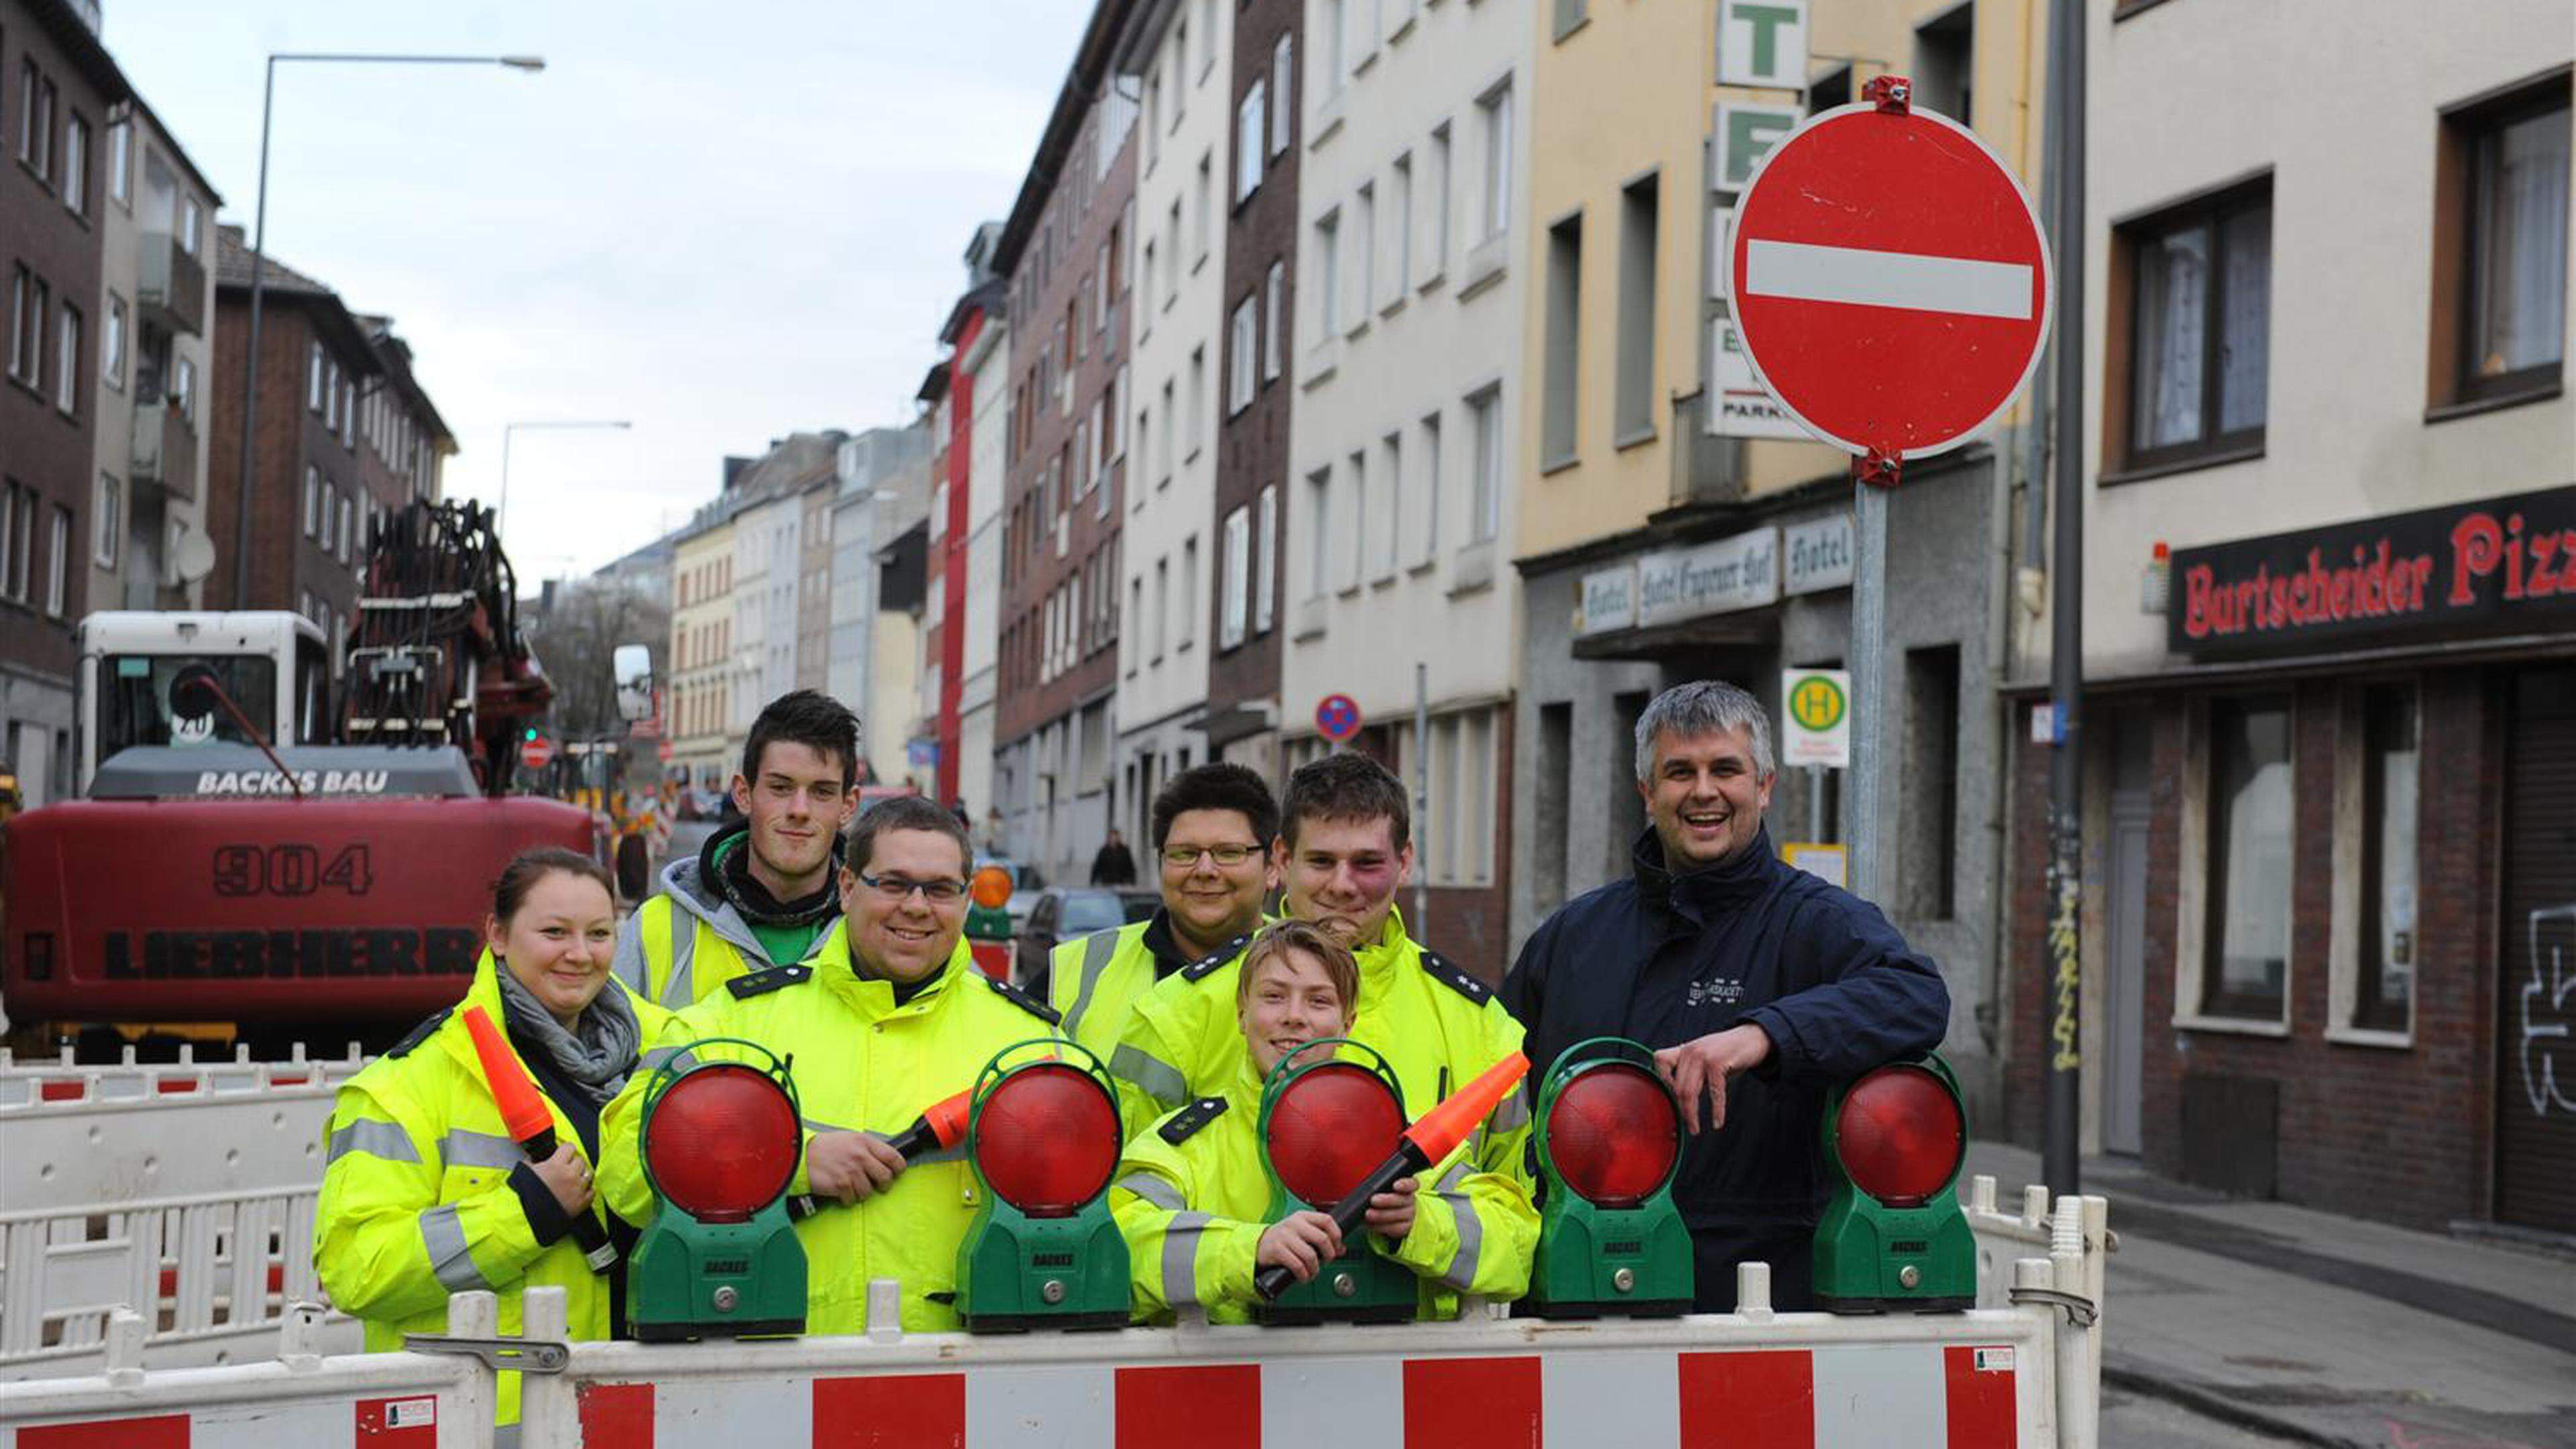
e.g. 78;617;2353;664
2041;0;2089;1198
1844;483;1888;899
1806;764;1825;841
1413;662;1430;938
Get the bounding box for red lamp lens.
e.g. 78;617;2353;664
1835;1065;1966;1208
1265;1062;1405;1208
1545;1063;1678;1208
975;1063;1120;1217
645;1064;800;1223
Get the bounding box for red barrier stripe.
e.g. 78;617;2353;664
38;1079;84;1101
580;1381;655;1448
270;1073;309;1085
1943;1344;2019;1448
156;1079;200;1094
1678;1350;1814;1449
1404;1356;1542;1449
19;1413;189;1448
815;1371;964;1448
1116;1363;1260;1448
355;1395;440;1446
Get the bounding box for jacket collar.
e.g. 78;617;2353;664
436;949;652;1076
812;919;975;1022
1630;824;1779;918
1353;908;1413;995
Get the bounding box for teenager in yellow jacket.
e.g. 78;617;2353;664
315;848;671;1428
1112;920;1534;1322
598;797;1065;1336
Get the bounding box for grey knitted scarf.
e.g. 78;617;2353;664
494;963;643;1104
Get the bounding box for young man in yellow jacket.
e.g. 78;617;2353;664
1108;753;1534;1309
1111;920;1534;1321
598;796;1065;1334
1049;763;1279;1065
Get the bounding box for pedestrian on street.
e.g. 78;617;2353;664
597;796;1063;1335
612;690;861;1010
1090;826;1139;885
1501;680;1949;1312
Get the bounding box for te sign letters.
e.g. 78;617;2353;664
1717;0;1809;89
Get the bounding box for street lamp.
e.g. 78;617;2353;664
227;52;547;607
498;419;634;537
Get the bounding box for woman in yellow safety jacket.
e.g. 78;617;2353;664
315;846;671;1427
1110;920;1534;1322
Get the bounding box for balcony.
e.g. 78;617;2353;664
138;232;207;337
131;395;199;502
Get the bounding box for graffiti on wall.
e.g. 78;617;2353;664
2522;904;2576;1118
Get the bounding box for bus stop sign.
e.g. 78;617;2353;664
1728;93;2051;464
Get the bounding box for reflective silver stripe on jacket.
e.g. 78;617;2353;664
420;1204;492;1293
1434;1160;1483;1291
1059;928;1126;1041
659;909;699;1010
1162;1211;1212;1307
1110;1044;1189;1109
326;1118;420;1165
1115;1173;1185;1210
440;1128;525;1172
641;1044;698;1075
1489;1087;1531;1133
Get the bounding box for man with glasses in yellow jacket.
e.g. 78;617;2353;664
1049;763;1279;1067
1108;753;1534;1311
598;796;1064;1334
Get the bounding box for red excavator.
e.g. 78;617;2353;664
0;499;606;1058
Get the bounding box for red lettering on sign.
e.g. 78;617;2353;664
2555;531;2576;596
2451;512;2503;606
2528;529;2562;598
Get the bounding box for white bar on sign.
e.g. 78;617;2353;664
1743;239;2033;319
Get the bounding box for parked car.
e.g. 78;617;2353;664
1014;886;1159;994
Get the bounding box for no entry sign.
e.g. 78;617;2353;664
1728;97;2051;462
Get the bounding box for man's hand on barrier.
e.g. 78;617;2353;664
807;1130;908;1203
1256;1210;1344;1284
1655;1023;1773;1134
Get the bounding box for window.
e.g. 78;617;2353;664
1111;364;1131;461
1271;36;1294;156
1166;200;1183;303
172;355;194;420
1376;432;1402;578
45;504;70;616
55;301;80;415
1305;468;1332;600
1416;412;1442;562
1615;174;1660;441
1141;241;1158;329
1254;483;1278;633
1188;345;1207;455
99;293;125;391
1159;378;1177;483
1220;504;1252;649
1228;297;1257;415
1912;4;1973;125
19;64;54;178
1195;151;1214;263
1355;181;1377;322
1238;81;1267;203
1467;385;1502;543
1325;0;1348;95
1173;16;1190;121
93;473;119;568
1315;210;1342;336
2119;180;2271;470
1542;213;1583;464
1152;555;1170;659
62;113;87;214
1179;534;1199;647
8;266;43;386
2201;695;2293;1020
2353;685;2420;1032
1900;645;1961;921
304;467;321;537
1391;152;1415;297
308;343;325;413
0;480;30;602
1428;123;1453;279
180;198;202;256
1554;0;1588;39
1344;450;1367;590
2451;83;2569;403
1808;64;1853;111
1478;84;1514;241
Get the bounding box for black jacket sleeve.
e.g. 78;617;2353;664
1739;888;1949;1082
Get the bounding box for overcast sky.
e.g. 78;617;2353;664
103;1;1085;581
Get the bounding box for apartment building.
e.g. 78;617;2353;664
720;433;837;759
991;0;1141;884
1277;0;1535;976
1112;0;1232;838
1203;0;1304;784
207;229;455;668
1507;0;2038;1110
957;233;1013;830
666;510;737;796
2000;1;2571;1236
88;97;219;618
1;0;121;804
828;421;933;784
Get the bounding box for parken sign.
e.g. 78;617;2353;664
2169;486;2576;657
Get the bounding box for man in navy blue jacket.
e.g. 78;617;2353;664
1502;680;1948;1311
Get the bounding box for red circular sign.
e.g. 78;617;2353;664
655;737;675;764
520;736;555;770
1729;101;2051;462
1315;694;1362;743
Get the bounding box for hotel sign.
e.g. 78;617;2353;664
2167;485;2576;657
1578;527;1783;638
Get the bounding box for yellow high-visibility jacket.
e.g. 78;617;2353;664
1112;1053;1536;1323
1049;920;1155;1067
598;922;1066;1336
314;953;670;1426
1107;909;1536;1297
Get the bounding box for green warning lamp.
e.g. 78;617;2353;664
953;1040;1133;1332
1526;1038;1694;1318
1253;1040;1421;1325
627;1039;810;1341
1813;1055;1976;1313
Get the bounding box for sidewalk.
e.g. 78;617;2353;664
1968;1142;2576;1449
